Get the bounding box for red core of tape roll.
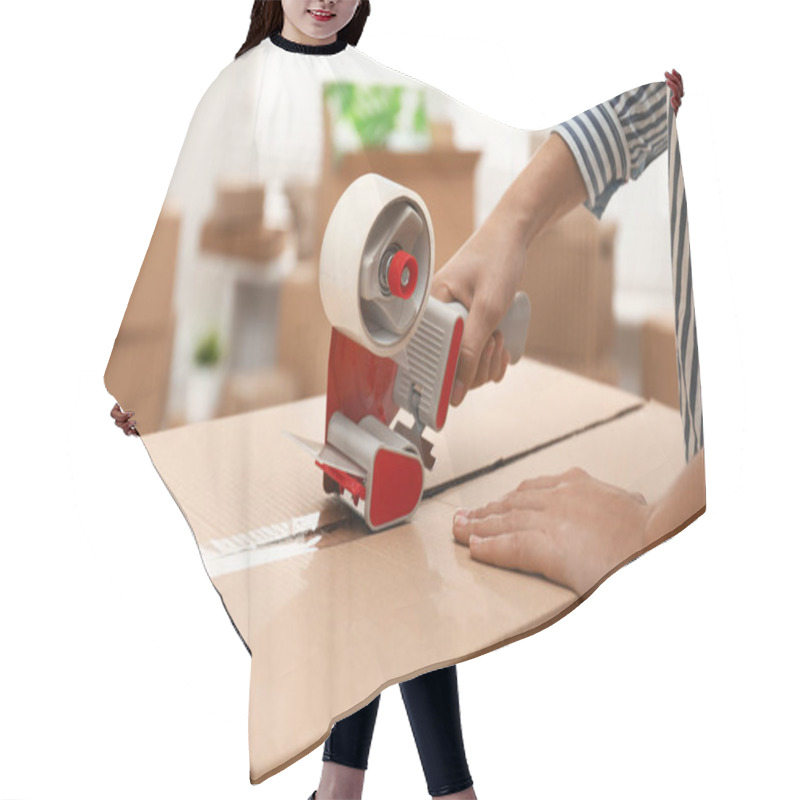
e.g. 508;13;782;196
388;251;418;299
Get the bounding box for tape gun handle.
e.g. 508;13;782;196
449;291;530;364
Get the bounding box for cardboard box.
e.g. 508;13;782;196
104;315;176;435
107;208;179;431
641;312;680;409
200;181;289;262
276;264;331;398
211;182;265;229
430;120;455;150
218;368;298;417
284;180;319;261
537;352;620;388
199;220;287;263
522;205;616;364
118;208;180;334
140;359;694;783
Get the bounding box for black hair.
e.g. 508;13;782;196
236;1;371;59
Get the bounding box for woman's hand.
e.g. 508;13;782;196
111;402;139;436
431;213;526;406
665;69;684;114
453;452;705;597
431;133;589;407
452;467;651;597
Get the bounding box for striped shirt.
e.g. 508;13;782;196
552;82;704;461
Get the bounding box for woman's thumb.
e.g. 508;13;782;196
451;314;489;406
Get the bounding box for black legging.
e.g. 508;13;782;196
323;665;473;797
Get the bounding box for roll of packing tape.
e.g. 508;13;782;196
319;173;434;357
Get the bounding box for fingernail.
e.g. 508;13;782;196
469;534;485;547
454;511;468;528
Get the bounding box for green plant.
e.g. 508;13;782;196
413;93;428;135
324;82;427;150
193;327;222;367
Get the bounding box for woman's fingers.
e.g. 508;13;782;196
120;419;138;435
468;529;558;578
488;332;506;382
451;293;504;405
455;497;510;523
516;473;563;492
458;469;588;530
453;509;530;544
111;403;133;421
665;69;684;114
458;500;505;524
498;349;511;382
453;496;548;546
665;69;683;92
472;334;495;389
464;488;548;519
463;331;511;393
111;403;139;435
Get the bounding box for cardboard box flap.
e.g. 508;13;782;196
140;359;642;557
216;399;687;783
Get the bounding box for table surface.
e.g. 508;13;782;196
141;358;688;782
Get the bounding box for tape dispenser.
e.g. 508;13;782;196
311;173;530;532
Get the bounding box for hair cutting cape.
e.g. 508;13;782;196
105;32;705;783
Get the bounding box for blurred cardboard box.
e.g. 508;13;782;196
107;207;180;433
536;352;620;388
104;315;176;435
118;207;180;333
522;205;616;365
218;368;298;417
212;182;265;229
430;120;455;150
200;221;287;263
285;180;318;262
277;264;331;399
200;182;287;262
641;312;680;409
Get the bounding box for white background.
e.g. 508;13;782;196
1;1;797;798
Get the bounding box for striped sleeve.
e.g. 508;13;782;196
553;81;703;461
552;82;669;218
667;100;704;461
